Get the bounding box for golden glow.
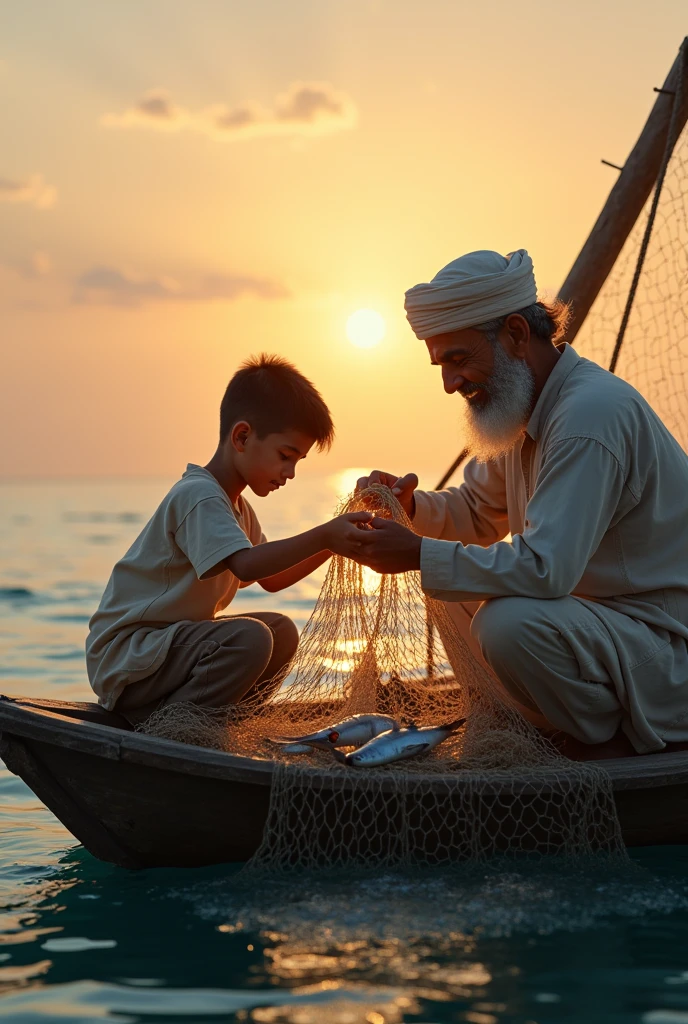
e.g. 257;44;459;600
2;4;673;479
361;565;382;594
328;467;371;501
322;657;356;672
335;638;367;654
346;309;386;349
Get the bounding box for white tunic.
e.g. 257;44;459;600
86;464;265;710
414;344;688;751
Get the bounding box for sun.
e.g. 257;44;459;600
346;308;386;349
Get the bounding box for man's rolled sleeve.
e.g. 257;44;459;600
412;459;509;545
418;438;633;603
420;537;459;591
413;491;451;539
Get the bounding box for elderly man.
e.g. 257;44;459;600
356;249;688;758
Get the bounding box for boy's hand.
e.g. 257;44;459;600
355;470;418;519
322;511;374;558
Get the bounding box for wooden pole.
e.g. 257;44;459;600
434;448;469;491
559;37;688;345
434;37;688;489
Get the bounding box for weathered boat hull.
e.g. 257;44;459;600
1;695;688;869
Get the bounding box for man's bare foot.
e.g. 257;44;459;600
547;728;688;761
550;730;638;760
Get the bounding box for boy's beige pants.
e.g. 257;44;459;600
115;611;298;725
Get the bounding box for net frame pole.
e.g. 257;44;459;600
559;37;688;346
434;448;469;491
434;37;688;489
608;41;688;373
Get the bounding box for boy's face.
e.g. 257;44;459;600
233;425;316;497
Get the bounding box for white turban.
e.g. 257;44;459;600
404;249;538;340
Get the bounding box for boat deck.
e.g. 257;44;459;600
2;694;688;867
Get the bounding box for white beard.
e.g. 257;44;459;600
460;343;535;463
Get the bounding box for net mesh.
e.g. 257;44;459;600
141;485;625;869
575;121;688;449
139;83;688;870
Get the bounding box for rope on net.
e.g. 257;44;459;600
139;485;626;871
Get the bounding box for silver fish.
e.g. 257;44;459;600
271;741;314;755
269;713;398;751
332;718;466;768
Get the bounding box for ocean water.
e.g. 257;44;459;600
2;476;688;1023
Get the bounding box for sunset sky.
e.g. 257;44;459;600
1;0;686;483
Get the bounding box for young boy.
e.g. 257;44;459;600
86;354;371;724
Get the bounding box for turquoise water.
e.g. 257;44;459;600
3;477;688;1023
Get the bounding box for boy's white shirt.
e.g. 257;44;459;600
86;464;266;709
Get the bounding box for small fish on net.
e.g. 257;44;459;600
138;485;625;869
332;718;466;767
268;712;399;751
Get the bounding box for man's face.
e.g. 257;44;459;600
425;329;497;408
425;326;535;462
234;427;316;498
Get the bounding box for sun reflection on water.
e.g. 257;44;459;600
361;565;382;595
321;657;357;673
335;639;367;655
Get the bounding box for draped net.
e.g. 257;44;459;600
141;485;625;870
575;121;688;451
138;117;688;868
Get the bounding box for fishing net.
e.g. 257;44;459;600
575;118;688;450
140;485;625;870
142;67;688;869
136;71;688;874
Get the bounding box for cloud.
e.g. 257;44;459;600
73;265;290;308
101;81;357;142
101;90;186;132
0;173;57;209
0;252;59;311
5;250;53;279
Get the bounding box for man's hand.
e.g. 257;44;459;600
321;511;374;558
355;470;419;519
355;517;422;574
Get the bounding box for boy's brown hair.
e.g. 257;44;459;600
219;353;335;450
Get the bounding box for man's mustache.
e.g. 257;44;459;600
458;380;491;399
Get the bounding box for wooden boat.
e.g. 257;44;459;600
2;693;688;869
